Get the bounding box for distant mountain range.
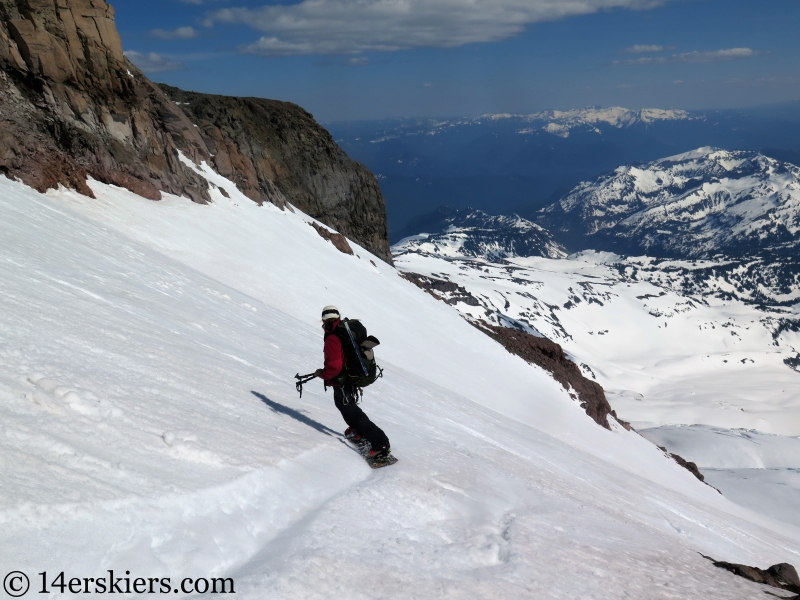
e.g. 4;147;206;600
389;149;800;436
328;104;800;239
364;107;696;141
455;107;695;137
396;147;800;305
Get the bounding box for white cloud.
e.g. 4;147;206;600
150;26;200;40
623;44;669;54
124;51;187;73
315;56;372;66
204;0;667;56
614;47;756;65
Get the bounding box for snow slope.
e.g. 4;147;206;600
392;239;800;533
1;170;799;598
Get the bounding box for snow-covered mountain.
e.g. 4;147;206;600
608;253;800;306
486;107;695;138
540;147;800;259
393;246;800;435
394;207;566;260
330;108;800;237
3;161;799;598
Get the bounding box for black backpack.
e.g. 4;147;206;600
334;318;383;388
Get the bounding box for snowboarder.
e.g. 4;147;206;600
315;305;391;459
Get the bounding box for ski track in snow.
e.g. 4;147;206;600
0;169;797;598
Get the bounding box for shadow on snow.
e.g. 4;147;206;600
251;390;341;438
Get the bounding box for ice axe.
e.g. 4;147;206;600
294;372;317;398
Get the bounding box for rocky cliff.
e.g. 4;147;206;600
0;0;212;201
158;84;391;263
0;0;391;262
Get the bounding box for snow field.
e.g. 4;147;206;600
392;243;800;534
0;170;797;597
639;425;800;528
639;425;800;470
392;250;800;436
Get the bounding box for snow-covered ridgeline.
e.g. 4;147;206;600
0;164;798;598
362;107;695;142
541;148;800;263
608;255;800;306
394;208;566;260
482;107;693;127
492;107;695;138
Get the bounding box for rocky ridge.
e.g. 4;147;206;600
398;269;621;431
473;320;619;430
158;85;391;262
0;0;391;262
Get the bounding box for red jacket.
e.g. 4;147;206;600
321;320;345;385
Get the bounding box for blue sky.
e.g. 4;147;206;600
116;0;800;122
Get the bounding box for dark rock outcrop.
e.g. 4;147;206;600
398;272;482;307
309;221;353;256
157;84;392;263
656;446;708;484
474;320;622;430
705;556;800;597
0;0;392;263
399;270;622;429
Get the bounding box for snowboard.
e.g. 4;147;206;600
346;438;398;469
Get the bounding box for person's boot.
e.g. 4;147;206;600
367;446;390;459
344;427;363;442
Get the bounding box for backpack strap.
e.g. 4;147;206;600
342;319;370;377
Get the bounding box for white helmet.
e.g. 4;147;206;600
321;305;340;321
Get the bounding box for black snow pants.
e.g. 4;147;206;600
334;385;390;450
